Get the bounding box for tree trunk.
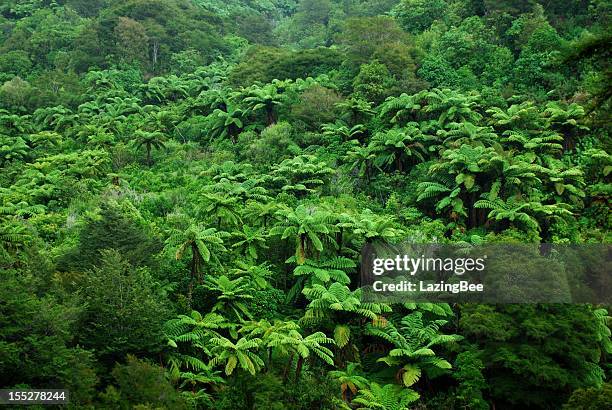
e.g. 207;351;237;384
187;281;193;306
469;191;477;228
229;126;238;144
191;244;201;283
146;144;152;165
283;353;294;382
266;106;276;126
298;233;307;262
152;40;159;72
344;388;356;403
562;129;576;152
267;347;273;370
295;356;304;379
190;255;196;284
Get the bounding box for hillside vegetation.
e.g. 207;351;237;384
0;0;610;409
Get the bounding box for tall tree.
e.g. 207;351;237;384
167;224;229;292
133;130;166;165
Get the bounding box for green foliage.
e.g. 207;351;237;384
78;250;171;363
291;85;343;130
166;222;230;289
209;336;265;375
204;275;255;322
242;121;300;165
243;83;286;126
0;273;98;405
0;1;610;408
392;0;448;33
352;382;419;409
230;46;342;86
58;200;161;271
564;382;612;410
353;61;397;104
271;204;336;261
453;351;489;410
459;304;609;408
133;130;166;165
270;155;335;197
329;362;369;402
367;308;461;387
103;355;188;409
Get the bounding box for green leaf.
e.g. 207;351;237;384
402;365;422;387
464;174;475;189
225;356;237;375
430;358;452;369
334;325;351;348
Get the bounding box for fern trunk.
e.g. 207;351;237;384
146;143;152;166
266;105;276;126
295;356;304;379
283;352;294;382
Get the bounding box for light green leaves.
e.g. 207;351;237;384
401;365;421;387
334;325;351;348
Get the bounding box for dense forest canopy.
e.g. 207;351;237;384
0;0;610;409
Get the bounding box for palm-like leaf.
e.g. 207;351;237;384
352;382;419;410
270;205;336;263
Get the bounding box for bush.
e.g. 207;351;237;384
102;355;188;409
